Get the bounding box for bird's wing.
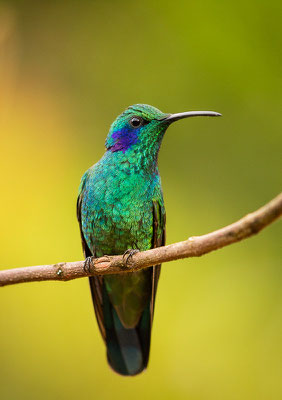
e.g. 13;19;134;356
77;171;106;341
76;172;92;257
151;199;166;318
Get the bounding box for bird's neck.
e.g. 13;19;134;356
105;143;161;175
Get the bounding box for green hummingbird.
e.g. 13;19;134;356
77;104;221;375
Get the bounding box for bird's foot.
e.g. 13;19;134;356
83;256;93;274
123;249;140;267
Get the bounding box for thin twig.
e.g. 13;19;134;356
0;193;281;287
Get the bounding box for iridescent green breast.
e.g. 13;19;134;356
80;151;161;256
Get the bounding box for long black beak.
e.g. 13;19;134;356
163;110;221;123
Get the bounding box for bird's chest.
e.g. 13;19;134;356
82;167;155;255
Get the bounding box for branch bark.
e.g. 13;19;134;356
0;193;281;287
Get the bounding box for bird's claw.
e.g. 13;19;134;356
123;249;140;267
83;256;93;273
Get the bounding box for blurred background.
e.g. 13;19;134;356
0;1;281;399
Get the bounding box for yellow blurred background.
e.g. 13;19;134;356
0;1;281;399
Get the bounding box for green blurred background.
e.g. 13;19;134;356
0;1;281;399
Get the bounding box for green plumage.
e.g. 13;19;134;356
77;103;220;375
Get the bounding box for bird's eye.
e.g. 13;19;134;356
129;116;143;128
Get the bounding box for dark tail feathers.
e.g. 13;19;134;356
102;283;151;376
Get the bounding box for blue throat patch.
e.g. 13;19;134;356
109;128;139;153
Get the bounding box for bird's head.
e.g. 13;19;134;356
105;103;221;156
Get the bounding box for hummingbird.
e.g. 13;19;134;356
77;104;221;376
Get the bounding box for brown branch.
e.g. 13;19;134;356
0;193;281;287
